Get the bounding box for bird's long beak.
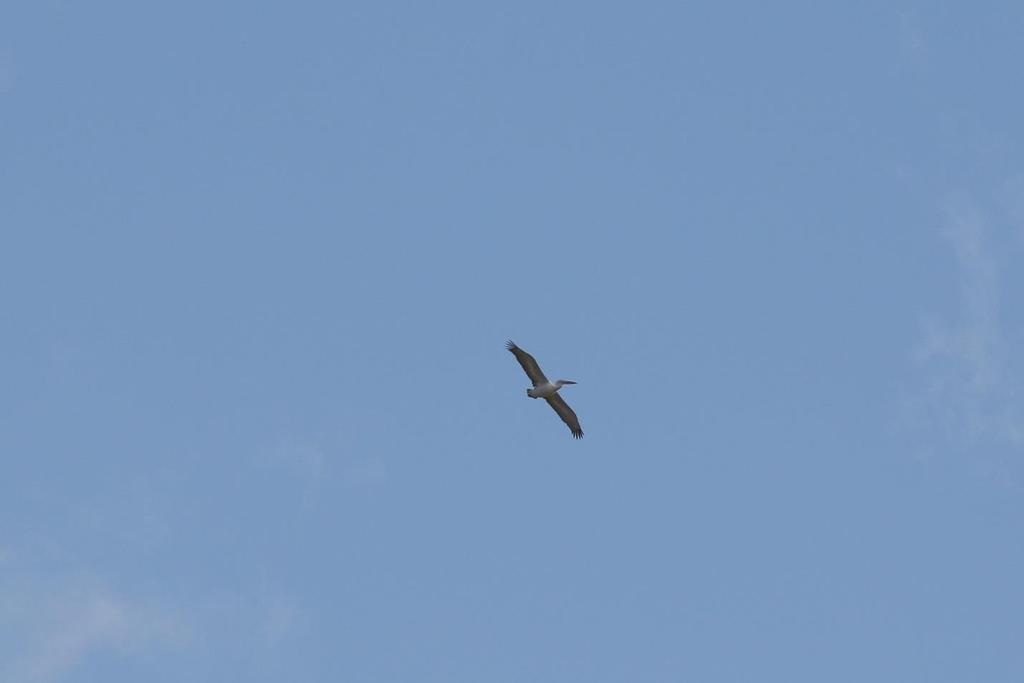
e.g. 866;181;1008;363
561;380;577;385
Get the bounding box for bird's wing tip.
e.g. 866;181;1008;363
505;340;516;350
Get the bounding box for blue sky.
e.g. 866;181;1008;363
3;2;1024;681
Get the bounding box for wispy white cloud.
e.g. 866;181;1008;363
916;201;1001;389
0;578;189;683
257;592;304;645
898;12;928;66
262;438;330;509
181;584;307;654
907;191;1024;459
258;435;388;509
0;564;311;682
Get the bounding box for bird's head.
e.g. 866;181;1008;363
555;379;577;388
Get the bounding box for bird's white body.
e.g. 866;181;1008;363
527;380;574;399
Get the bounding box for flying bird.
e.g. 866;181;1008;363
506;340;584;439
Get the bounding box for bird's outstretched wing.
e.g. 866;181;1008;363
506;340;548;387
545;394;584;439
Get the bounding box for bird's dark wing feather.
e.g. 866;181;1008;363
506;340;548;386
545;394;584;439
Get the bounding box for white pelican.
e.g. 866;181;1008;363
506;340;584;439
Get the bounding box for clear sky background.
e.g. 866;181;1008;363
3;2;1024;681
